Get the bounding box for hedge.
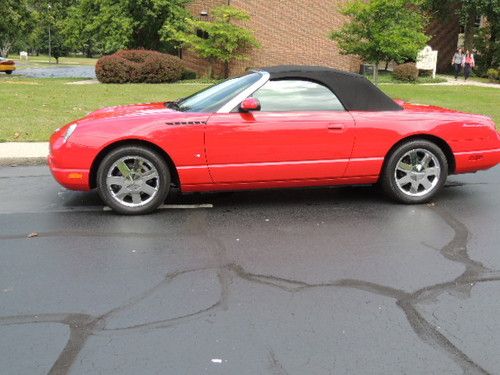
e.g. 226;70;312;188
393;63;419;82
95;50;184;84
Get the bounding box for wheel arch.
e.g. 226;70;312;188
382;134;456;175
89;139;180;189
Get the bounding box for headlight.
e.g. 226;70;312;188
63;123;78;144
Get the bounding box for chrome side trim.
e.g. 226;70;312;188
217;71;270;114
177;157;384;170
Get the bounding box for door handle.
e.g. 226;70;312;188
328;123;345;131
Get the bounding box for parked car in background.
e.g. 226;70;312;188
0;57;16;74
49;65;500;214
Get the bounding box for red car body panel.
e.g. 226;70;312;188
49;100;500;194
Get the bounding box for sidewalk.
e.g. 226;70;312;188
422;76;500;88
0;142;49;166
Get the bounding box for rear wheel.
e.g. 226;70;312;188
381;140;448;204
97;146;170;214
5;71;13;75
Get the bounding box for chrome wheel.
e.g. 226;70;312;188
106;156;159;208
394;148;441;197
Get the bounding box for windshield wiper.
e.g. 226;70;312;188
166;99;185;111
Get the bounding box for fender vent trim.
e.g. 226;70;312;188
164;121;207;126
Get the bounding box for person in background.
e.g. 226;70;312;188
451;48;464;80
462;50;475;81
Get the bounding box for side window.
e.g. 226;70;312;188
252;80;345;112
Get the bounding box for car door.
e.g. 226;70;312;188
204;79;356;184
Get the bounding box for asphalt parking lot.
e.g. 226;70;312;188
1;165;499;375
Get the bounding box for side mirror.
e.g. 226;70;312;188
239;97;261;112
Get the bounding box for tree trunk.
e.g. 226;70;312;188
464;8;477;51
224;61;230;78
373;62;379;85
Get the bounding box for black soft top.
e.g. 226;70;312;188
257;65;402;112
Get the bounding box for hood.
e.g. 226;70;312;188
85;102;171;120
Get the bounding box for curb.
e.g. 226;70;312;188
0;157;48;167
0;142;49;167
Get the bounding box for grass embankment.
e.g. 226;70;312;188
0;77;498;142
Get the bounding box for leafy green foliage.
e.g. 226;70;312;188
486;68;499;81
61;0;134;56
0;0;32;56
58;0;189;57
330;0;430;77
163;5;260;78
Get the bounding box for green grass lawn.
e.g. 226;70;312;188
0;77;207;142
12;54;98;69
0;77;498;142
382;84;500;127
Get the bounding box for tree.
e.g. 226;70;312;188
60;0;189;57
163;5;260;78
330;0;430;83
0;0;31;56
61;0;133;57
127;0;191;53
424;0;499;70
25;0;76;61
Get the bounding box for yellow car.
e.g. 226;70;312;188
0;57;16;74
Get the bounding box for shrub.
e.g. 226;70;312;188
393;63;419;82
486;68;499;82
181;68;197;80
95;50;184;84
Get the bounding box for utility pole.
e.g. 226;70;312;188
48;4;52;63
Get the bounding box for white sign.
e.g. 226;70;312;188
416;46;438;78
20;51;28;60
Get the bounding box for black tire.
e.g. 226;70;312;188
97;146;170;215
381;140;448;204
5;71;13;75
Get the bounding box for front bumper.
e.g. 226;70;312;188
48;128;92;191
48;155;91;191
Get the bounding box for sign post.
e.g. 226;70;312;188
416;46;438;79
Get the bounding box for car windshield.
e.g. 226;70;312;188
171;72;263;113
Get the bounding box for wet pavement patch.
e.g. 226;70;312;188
0;166;499;374
12;65;96;79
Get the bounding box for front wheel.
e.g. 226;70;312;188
381;140;448;204
97;146;170;214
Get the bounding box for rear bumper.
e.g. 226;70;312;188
454;148;500;174
48;155;91;191
0;65;15;72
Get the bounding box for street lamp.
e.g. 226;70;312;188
48;4;52;63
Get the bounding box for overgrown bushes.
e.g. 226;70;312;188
393;63;419;82
486;68;499;83
181;68;197;80
95;50;184;83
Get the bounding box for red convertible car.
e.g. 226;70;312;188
49;66;500;214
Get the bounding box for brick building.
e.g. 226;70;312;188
185;0;459;77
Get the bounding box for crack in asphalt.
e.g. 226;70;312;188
0;206;499;374
268;349;289;375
